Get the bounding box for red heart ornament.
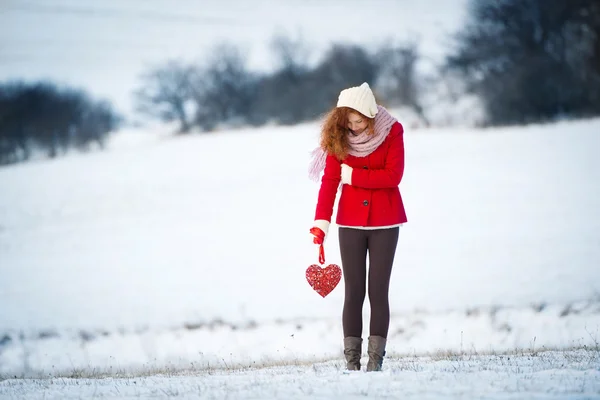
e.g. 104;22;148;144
306;264;342;298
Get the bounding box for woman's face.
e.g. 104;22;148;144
347;112;368;134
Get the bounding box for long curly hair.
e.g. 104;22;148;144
319;107;376;161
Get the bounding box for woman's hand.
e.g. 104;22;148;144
310;219;330;244
341;164;353;185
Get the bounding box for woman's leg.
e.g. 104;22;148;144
367;227;399;338
339;227;368;338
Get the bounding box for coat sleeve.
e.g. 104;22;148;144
350;122;404;189
314;153;341;222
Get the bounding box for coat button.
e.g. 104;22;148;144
363;165;368;169
363;200;369;206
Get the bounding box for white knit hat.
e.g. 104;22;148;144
336;82;378;118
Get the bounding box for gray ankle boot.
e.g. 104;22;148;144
366;335;386;372
343;337;362;371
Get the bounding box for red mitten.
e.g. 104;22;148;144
309;227;326;264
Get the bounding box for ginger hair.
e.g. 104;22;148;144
319;107;376;160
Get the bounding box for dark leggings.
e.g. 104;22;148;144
339;227;399;339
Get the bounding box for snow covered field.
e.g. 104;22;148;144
1;117;600;397
2;350;599;399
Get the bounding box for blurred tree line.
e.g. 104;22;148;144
1;0;598;167
134;37;424;133
136;0;599;132
0;81;121;165
446;0;600;125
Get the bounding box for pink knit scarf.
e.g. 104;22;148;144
308;105;397;181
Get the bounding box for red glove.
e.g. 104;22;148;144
309;226;326;265
311;220;330;242
310;227;325;245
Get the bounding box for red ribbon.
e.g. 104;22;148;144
309;227;326;265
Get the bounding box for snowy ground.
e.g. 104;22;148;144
1;350;599;399
1;117;599;332
1;117;600;397
1;299;599;380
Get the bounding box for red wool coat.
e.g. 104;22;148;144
314;121;407;227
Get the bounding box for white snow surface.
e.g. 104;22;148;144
1;117;600;397
2;350;600;399
1;118;599;332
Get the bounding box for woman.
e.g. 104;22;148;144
308;82;407;372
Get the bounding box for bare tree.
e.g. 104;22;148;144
134;61;196;133
304;44;379;120
74;99;120;151
251;32;312;125
376;41;430;126
0;81;120;165
0;82;31;163
270;31;311;82
193;43;257;130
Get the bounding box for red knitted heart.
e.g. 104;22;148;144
306;264;342;298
